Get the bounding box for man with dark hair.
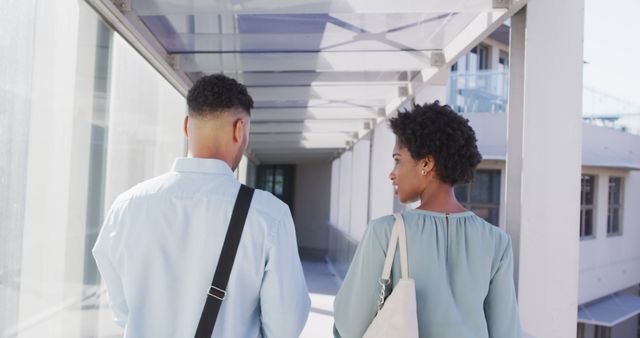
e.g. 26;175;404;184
93;74;310;337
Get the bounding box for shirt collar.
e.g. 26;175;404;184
171;157;235;176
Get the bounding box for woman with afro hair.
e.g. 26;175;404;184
333;102;521;338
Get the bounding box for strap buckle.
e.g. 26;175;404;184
207;286;226;300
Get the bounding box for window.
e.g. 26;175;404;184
256;165;295;212
580;175;596;238
466;45;490;72
454;170;501;225
595;326;611;338
452;44;491;75
498;50;509;71
578;323;612;338
477;45;490;70
607;176;623;236
577;323;585;338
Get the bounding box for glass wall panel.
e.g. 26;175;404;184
0;1;186;336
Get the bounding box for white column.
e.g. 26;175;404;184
369;123;395;221
504;8;526;292
490;44;501;71
337;150;353;234
330;158;341;227
349;138;371;240
509;1;585;337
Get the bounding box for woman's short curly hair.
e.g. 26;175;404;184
389;101;482;185
187;74;254;117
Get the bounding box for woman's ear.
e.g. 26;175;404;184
421;156;435;173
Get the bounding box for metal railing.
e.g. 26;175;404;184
447;70;509;114
583;87;640;135
447;71;640;135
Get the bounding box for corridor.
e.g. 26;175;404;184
300;252;342;338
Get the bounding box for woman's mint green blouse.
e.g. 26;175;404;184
333;210;521;338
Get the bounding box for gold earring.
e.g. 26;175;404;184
421;169;427;176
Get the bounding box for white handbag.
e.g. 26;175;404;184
363;213;419;338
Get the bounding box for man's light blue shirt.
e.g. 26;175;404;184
93;157;310;337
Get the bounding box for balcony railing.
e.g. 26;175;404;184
447;71;640;135
582;87;640;135
447;70;509;114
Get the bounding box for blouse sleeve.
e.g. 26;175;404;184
333;218;390;338
483;236;522;338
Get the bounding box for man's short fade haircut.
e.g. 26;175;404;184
389;101;482;186
187;74;254;117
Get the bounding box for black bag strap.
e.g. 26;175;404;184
195;184;254;338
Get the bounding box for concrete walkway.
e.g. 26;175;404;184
299;253;342;338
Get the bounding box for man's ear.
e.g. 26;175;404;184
233;117;245;143
183;115;189;137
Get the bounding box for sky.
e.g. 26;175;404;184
583;0;640;105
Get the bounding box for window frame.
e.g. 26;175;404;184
580;174;597;240
498;50;509;70
454;169;501;226
477;43;490;70
606;176;624;237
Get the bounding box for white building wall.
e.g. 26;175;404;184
349;139;371;240
330;158;341;227
337;150;353;235
369;123;396;221
578;126;640;304
329;152;360;279
463;113;508;161
294;162;332;252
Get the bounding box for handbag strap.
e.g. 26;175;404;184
381;213;409;281
194;184;254;338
